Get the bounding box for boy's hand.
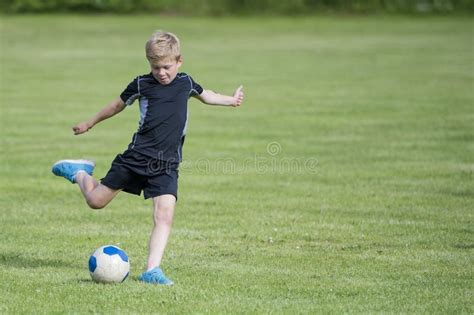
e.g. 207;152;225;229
73;121;92;135
232;85;244;107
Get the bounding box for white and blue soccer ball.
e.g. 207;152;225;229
88;245;130;283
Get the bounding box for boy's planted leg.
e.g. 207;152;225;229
138;194;176;285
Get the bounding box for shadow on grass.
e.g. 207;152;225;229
72;277;140;285
0;252;76;269
452;243;474;249
75;279;94;284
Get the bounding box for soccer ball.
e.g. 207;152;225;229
88;245;130;283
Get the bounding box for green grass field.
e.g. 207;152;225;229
1;15;473;313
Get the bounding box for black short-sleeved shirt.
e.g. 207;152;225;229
120;72;203;164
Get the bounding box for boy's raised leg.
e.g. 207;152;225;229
52;159;120;209
52;159;95;183
75;172;120;209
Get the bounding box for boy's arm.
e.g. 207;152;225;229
195;85;244;107
72;97;126;135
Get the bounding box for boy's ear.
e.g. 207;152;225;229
177;55;183;67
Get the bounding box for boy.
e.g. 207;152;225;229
52;30;244;285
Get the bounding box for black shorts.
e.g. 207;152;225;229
101;150;179;200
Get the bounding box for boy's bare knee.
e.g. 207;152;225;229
86;196;106;210
153;206;174;225
83;185;118;210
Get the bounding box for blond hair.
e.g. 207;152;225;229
145;30;181;61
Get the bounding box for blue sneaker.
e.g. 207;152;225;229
138;267;174;285
51;159;95;183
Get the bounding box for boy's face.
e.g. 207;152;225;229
149;57;183;85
